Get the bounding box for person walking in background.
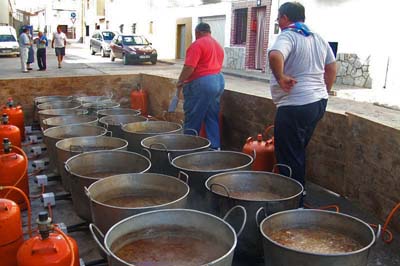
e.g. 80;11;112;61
51;25;67;68
35;31;48;71
18;28;31;73
268;2;337;202
176;22;225;150
27;32;34;70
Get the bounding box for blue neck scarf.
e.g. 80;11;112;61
283;22;313;37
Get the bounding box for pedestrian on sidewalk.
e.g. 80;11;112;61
18;28;31;73
35;31;48;70
176;22;225;149
51;25;67;68
27;31;34;70
268;2;337;200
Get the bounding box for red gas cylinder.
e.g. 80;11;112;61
0;114;21;148
242;125;276;171
17;212;80;266
130;85;148;116
3;98;25;141
0;139;29;210
0;198;24;266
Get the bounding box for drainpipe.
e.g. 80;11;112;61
383;56;390;89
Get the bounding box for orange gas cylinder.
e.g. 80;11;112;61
17;212;79;266
242;125;276;171
0;139;29;210
3;98;25;141
0;198;24;266
0;114;21;148
130;85;148;116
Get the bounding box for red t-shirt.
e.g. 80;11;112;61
184;34;224;82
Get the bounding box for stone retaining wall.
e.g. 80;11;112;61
336;53;372;88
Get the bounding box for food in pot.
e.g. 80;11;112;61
102;193;176;208
269;227;363;254
224;190;282;201
113;225;230;265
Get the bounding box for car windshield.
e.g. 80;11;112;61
102;31;115;41
122;36;149;46
0;35;16;42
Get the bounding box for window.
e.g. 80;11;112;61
102;31;115;40
234;8;247;45
149;21;153;34
131;23;136;34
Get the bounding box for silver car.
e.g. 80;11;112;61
89;30;116;57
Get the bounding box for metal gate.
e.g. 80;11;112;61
199;15;226;47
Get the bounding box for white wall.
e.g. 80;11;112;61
0;0;9;25
268;0;398;91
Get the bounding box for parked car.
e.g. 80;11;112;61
90;30;116;57
109;34;157;65
0;26;20;57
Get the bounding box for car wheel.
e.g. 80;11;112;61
110;51;115;62
123;54;128;65
90;46;96;55
151;59;157;65
101;48;106;57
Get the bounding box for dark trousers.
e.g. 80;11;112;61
274;99;327;187
37;48;46;70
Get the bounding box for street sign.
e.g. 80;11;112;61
71;12;76;19
71;18;76;24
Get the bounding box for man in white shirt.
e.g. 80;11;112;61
268;2;337;204
18;28;31;73
51;25;67;68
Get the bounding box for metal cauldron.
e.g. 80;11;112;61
171;151;253;211
43;124;107;175
55;136;128;192
82;101;120;115
98;115;148;139
260;209;378;266
86;173;189;233
33;95;75;124
37;101;81;111
122;121;183;153
65;150;151;221
141;134;211;176
97;108;141;119
205;169;304;261
90;207;247;266
42;115;98;130
38;108;88;131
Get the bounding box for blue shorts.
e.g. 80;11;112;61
55;47;65;56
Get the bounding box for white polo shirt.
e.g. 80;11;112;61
53;31;67;48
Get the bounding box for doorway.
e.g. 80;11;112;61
177;24;186;59
255;7;266;70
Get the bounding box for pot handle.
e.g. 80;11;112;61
177;171;189;184
255;207;267;227
223;205;247;237
69;145;84;153
142;148;152;160
101;122;109;129
64;163;71;173
89;223;110;257
374;224;382;245
149;142;169;152
84;186;91;199
272;163;292;178
264;125;274;138
105;130;113;137
167;152;173;165
210;183;231;198
184;128;198;136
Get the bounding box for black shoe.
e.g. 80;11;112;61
27;67;33;70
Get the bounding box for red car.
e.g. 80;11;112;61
109;34;157;65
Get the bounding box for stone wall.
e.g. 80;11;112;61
336;53;372;88
224;47;246;70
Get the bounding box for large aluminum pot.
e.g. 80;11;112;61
56;136;128;192
82;101;120;115
98;115;148;139
90;207;247;266
122;121;183;153
141;134;211;176
97;108;141;119
260;209;378;266
171;151;253;211
205;170;304;261
76;95;113;103
42;115;98;130
33;95;74;124
37;101;81;111
86;173;189;233
43;125;107;176
38;108;88;131
65;150;151;221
